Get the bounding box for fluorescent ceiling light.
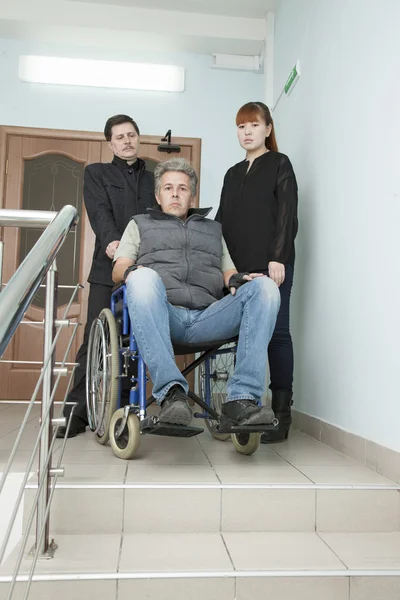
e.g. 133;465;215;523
19;55;185;92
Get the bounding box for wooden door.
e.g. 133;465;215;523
0;136;100;399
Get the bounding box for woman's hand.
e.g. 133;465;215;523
268;261;285;286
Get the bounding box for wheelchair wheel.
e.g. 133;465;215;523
86;308;119;445
109;408;140;460
231;432;261;455
199;345;235;442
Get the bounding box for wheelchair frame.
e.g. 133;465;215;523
86;283;277;459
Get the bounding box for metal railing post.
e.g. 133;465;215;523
36;260;58;555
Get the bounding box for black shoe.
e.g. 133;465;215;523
56;416;87;439
222;400;275;426
261;390;293;443
159;386;192;426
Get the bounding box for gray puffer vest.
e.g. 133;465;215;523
133;207;224;309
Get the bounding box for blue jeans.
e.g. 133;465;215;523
126;268;280;404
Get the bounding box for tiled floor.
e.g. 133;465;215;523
1;402;400;599
0;401;394;484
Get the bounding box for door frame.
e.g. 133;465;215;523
0;125;202;208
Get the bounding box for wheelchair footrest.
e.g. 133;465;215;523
140;416;203;438
217;413;279;434
218;423;279;434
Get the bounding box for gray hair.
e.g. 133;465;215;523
154;158;198;197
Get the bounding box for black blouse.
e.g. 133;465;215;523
215;151;298;273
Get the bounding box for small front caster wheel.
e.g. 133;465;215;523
109;408;140;460
231;432;261;455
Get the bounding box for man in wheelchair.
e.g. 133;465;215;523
112;158;281;429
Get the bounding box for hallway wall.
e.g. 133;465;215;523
273;0;400;450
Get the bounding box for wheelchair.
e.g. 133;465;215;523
86;283;278;460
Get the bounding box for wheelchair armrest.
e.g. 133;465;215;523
112;281;125;293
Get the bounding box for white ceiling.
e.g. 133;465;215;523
67;0;277;19
0;0;275;56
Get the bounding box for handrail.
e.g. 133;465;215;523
0;210;57;288
0;206;82;599
0;205;78;357
0;209;57;229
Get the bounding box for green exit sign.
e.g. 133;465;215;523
284;60;301;95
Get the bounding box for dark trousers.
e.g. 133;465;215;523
64;283;112;422
268;264;294;392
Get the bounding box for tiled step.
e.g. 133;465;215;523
2;532;400;599
24;478;400;535
3;402;400;600
23;430;400;535
2;403;398;535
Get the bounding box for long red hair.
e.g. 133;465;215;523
236;102;278;152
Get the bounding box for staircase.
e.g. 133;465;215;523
1;402;400;599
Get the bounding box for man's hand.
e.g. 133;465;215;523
229;272;264;296
268;261;285;287
106;240;120;259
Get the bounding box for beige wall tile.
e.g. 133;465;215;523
365;441;378;471
292;410;322;441
293;412;400;488
320;422;366;464
366;442;400;484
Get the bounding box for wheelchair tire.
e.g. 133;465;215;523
109;408;140;460
231;432;261;455
199;346;236;442
86;308;119;446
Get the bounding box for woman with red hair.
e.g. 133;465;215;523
215;101;298;442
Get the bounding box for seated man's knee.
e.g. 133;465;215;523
251;276;280;305
126;267;164;299
127;266;159;282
